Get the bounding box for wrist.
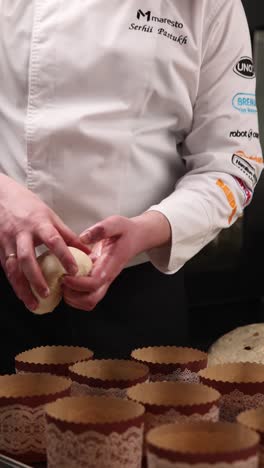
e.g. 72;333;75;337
131;210;171;255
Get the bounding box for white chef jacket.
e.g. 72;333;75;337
0;0;262;273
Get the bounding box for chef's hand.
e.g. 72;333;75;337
62;212;171;311
0;174;90;311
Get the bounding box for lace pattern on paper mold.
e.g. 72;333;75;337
220;390;264;422
151;368;199;383
46;422;143;468
71;381;127;399
146;405;219;433
0;404;46;454
147;453;258;468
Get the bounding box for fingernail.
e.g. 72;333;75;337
43;288;50;298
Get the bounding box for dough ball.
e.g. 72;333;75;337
31;247;93;315
208;323;264;366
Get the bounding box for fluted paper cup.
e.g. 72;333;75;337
146;421;259;468
238;407;264;467
131;346;207;383
15;345;94;376
69;359;149;398
199;362;264;422
0;373;71;464
45;395;145;468
128;381;220;436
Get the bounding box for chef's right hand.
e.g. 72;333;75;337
0;174;88;311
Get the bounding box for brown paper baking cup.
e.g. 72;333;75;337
146;421;259;467
199;362;264;422
69;359;149;398
128;382;220;434
238;407;264;467
15;345;94;376
45;395;145;468
0;373;71;464
131;346;207;382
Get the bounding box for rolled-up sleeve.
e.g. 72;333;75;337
147;0;263;274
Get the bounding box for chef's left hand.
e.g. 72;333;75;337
61;212;171;311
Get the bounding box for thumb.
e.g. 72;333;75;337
80;216;125;244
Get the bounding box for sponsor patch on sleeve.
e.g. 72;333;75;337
232;93;257;114
216;179;237;224
232;152;258;185
235;150;263;165
233;176;253;206
233;57;255;79
229;129;259;140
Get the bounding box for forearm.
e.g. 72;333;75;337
131;210;171;255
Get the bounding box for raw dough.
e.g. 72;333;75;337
31;247;92;314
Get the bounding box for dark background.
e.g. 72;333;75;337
242;0;264;32
187;0;264;350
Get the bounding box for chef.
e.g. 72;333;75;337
0;0;262;372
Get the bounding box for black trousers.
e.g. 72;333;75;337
0;262;189;374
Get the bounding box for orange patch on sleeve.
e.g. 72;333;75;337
235;150;263;164
216;179;237;224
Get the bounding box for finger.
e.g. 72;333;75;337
90;252;99;263
89;252;111;279
16;231;50;298
63;295;83;310
91;241;103;257
80;216;125;244
63;284;108;311
63;287;88;311
0;249;5;270
0;245;24;301
64;295;94;312
90;240;125;282
0;241;17;269
61;240;119;292
62;275;100;293
53;214;91;256
62;238;126;294
4;255;39;310
37;223;79;275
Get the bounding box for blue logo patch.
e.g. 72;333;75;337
232;93;257;114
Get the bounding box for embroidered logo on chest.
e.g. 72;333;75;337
128;10;188;45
